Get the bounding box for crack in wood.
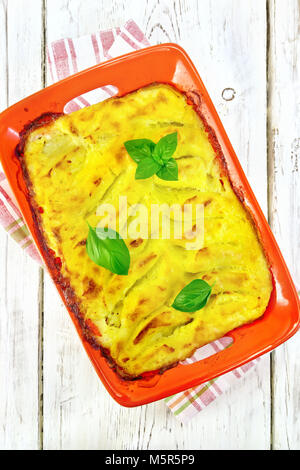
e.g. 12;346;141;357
266;0;275;451
38;0;46;451
38;268;44;450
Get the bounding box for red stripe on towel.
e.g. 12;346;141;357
52;40;70;80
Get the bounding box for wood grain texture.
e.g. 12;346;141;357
0;0;42;450
268;0;300;450
43;0;270;450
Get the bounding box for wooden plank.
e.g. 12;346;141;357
43;0;270;449
0;0;42;450
268;0;300;450
43;0;125;451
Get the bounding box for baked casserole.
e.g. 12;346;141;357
17;83;272;378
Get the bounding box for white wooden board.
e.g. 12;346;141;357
0;0;42;450
0;0;298;450
268;0;300;450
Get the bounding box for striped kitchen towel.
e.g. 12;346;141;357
0;19;259;422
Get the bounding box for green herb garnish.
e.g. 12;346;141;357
172;279;213;312
86;224;130;275
124;132;178;181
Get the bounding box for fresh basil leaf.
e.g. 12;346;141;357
135;157;161;180
86;224;130;275
172;279;213;312
124;132;179;181
153;132;177;162
124;139;155;163
156;158;178;181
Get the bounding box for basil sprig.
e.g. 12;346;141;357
124;132;178;181
172;279;213;312
86;224;130;275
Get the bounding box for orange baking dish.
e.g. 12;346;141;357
0;44;299;407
